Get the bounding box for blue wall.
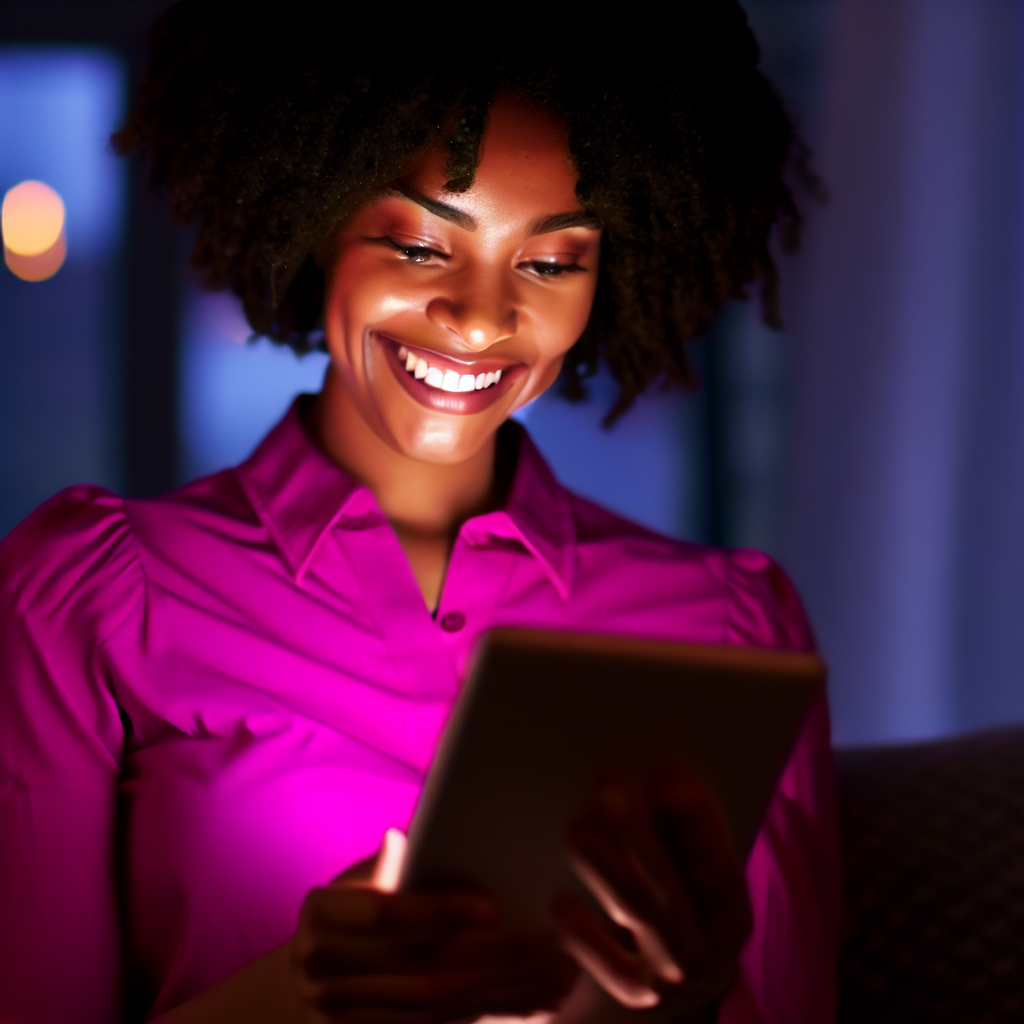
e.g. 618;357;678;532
0;48;125;535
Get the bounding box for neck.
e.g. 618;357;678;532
308;366;497;538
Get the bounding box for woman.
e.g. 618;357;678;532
0;4;839;1022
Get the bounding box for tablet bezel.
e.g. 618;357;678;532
400;628;825;927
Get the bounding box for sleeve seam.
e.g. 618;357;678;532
93;500;148;709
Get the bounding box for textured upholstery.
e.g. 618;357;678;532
836;726;1024;1024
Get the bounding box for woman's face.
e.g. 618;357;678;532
322;94;601;466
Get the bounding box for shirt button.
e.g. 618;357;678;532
439;611;466;633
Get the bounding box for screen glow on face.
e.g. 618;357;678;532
322;94;602;467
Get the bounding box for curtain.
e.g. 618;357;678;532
781;0;1024;744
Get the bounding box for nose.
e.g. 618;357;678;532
425;269;518;350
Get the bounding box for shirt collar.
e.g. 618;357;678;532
236;398;576;597
464;425;576;599
236;399;363;582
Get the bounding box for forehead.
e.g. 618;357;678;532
401;94;583;225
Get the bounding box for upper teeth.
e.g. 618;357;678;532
398;345;501;392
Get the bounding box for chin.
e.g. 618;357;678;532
391;416;497;466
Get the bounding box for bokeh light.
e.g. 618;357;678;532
2;179;66;280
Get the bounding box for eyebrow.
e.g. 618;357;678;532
390;185;602;236
390;185;477;230
528;211;603;235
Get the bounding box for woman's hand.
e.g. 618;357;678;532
292;840;577;1024
551;770;752;1022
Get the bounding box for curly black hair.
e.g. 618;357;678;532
114;1;817;419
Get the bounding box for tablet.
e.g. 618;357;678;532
399;628;825;927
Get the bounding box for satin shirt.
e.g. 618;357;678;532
0;403;840;1023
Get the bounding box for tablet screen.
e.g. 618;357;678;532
400;629;824;927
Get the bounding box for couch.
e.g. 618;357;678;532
836;725;1023;1023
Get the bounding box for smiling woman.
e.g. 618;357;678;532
310;95;605;607
0;5;839;1024
318;97;600;454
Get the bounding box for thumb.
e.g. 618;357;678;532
370;827;408;892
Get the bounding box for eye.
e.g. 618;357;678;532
397;245;437;264
366;236;448;264
520;259;586;278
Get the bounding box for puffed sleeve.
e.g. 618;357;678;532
717;548;842;1024
1;487;142;1023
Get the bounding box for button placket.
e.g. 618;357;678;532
329;513;458;704
433;531;519;679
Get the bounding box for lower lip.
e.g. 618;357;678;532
377;334;522;415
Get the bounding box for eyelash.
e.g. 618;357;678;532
369;236;585;277
524;260;585;277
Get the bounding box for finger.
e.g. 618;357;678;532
304;886;496;936
302;923;564;978
431;952;576;1019
585;780;701;928
653;774;736;887
653;772;740;895
568;816;677;934
552;888;739;1022
304;958;571;1016
296;929;440;977
434;924;567;969
551;890;660;1009
566;842;684;985
652;776;752;952
570;790;707;975
312;1008;438;1024
448;968;574;1019
295;889;499;978
330;829;408;894
371;828;408;893
597;772;747;967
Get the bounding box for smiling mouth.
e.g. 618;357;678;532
376;332;522;415
398;345;504;392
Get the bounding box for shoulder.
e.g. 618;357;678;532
120;467;259;552
1;485;141;638
566;492;814;652
717;546;816;652
1;470;262;682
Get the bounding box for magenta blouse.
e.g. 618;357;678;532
0;403;840;1023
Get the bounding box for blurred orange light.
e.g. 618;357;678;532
4;233;67;282
2;180;67;281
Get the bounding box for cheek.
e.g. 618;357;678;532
534;277;600;358
324;255;409;356
326;253;375;328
